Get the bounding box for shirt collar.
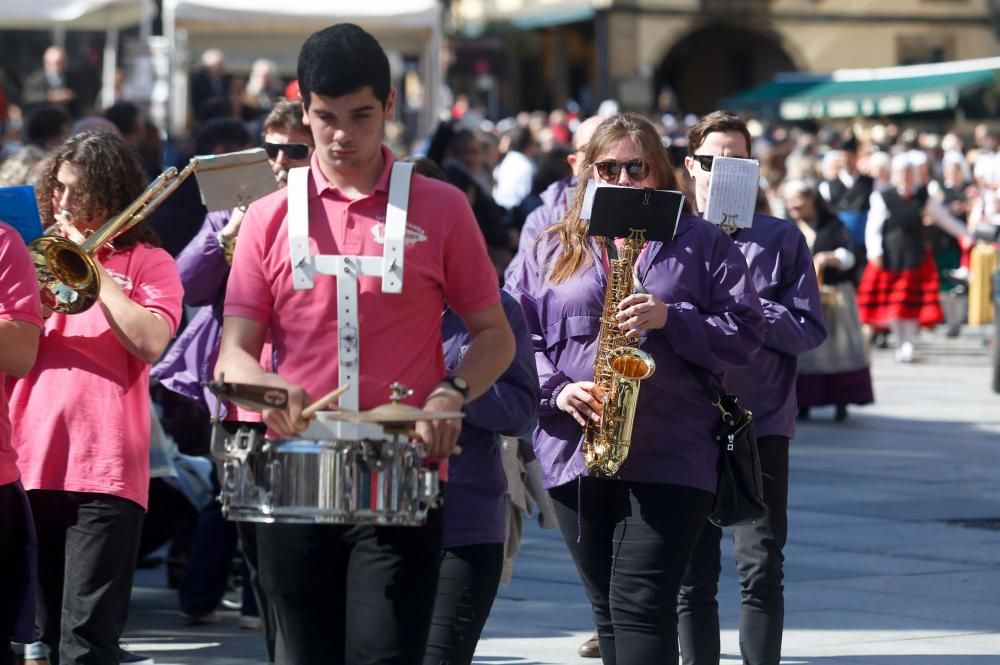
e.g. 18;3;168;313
307;144;395;200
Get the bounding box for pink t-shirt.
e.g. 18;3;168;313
224;147;499;414
9;242;183;508
0;223;43;487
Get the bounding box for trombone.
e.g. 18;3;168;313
30;160;199;314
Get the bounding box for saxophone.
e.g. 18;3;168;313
583;229;656;476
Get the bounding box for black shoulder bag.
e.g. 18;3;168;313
685;362;767;527
622;255;766;527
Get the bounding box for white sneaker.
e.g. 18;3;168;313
895;342;915;363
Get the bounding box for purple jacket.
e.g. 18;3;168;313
505;215;766;492
504;176;576;283
152;210;232;414
726;214;827;439
441;291;539;549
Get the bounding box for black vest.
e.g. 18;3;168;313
827;174;874;212
811;210;855;286
881;188;928;272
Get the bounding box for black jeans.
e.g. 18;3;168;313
236;521;278;663
677;436;790;665
178;467;239;618
28;490;145;665
0;482;33;665
258;508;443;665
423;543;504;665
550;477;713;665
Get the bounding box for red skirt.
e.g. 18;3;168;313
857;250;943;327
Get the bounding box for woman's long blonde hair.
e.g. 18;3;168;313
546;112;689;283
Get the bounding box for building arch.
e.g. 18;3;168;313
654;22;800;114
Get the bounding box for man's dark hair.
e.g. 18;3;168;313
507;126;536;154
687;110;752;157
25;104;71;146
195;117;252;155
103;101;143;138
297;24;391;108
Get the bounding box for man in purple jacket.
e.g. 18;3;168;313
425;290;538;665
504;115;604;285
677;111;827;665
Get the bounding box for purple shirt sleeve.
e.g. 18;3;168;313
175;210;232;307
662;228;766;375
751;216;827;356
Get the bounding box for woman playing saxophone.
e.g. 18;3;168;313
504;113;765;665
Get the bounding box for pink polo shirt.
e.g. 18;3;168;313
0;223;43;487
8;242;183;509
224;147;499;413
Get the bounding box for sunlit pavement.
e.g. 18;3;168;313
120;326;1000;664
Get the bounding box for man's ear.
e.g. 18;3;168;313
567;152;578;171
383;88;397;122
683;155;696;179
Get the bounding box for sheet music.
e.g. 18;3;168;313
703;156;760;230
193;147;278;212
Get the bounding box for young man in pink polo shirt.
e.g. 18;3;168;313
216;24;515;664
0;223;43;665
8;131;183;665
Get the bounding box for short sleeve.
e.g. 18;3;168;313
441;189;501;316
131;246;184;336
223;201;276;324
0;223;43;329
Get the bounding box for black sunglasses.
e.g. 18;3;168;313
593;159;650;183
263;142;310;160
691;154;752;172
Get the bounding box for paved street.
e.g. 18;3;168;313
120;327;1000;665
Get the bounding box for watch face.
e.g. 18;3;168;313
451;377;469;393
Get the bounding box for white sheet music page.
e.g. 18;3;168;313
703;156;760;231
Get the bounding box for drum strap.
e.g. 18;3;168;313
285;161;414;415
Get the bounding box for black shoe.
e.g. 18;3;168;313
577;632;601;658
835;404;848;421
118;648;155;665
797;406;810;421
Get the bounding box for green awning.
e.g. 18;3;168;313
724;68;1000;120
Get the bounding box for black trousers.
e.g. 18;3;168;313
0;482;33;665
423;543;504;665
550;477;713;665
677;436;790;665
236;521;278;663
28;490;145;665
257;508;443;665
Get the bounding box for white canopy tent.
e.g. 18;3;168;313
161;0;444;137
0;0;155;110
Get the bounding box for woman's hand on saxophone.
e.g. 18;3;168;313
556;381;604;427
616;293;669;338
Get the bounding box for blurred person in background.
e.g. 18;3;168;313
241;59;281;123
21;46;86;118
190;49;231;119
493;126;539;211
783;179;874;421
857;154;967;362
103;101;159;179
0;104;71;187
928;150;974;337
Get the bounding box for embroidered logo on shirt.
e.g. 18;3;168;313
370;221;428;245
106;268;133;292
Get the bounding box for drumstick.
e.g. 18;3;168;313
301;384;350;420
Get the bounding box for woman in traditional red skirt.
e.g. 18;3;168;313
857;153;968;362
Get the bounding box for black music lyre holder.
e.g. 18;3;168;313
586;185;684;242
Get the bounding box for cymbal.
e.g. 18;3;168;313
319;402;464;424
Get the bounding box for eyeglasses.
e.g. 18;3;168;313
593;159;650;183
263;142;310;160
691;154;716;172
691;154;751;172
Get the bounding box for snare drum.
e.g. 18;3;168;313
219;434;439;526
